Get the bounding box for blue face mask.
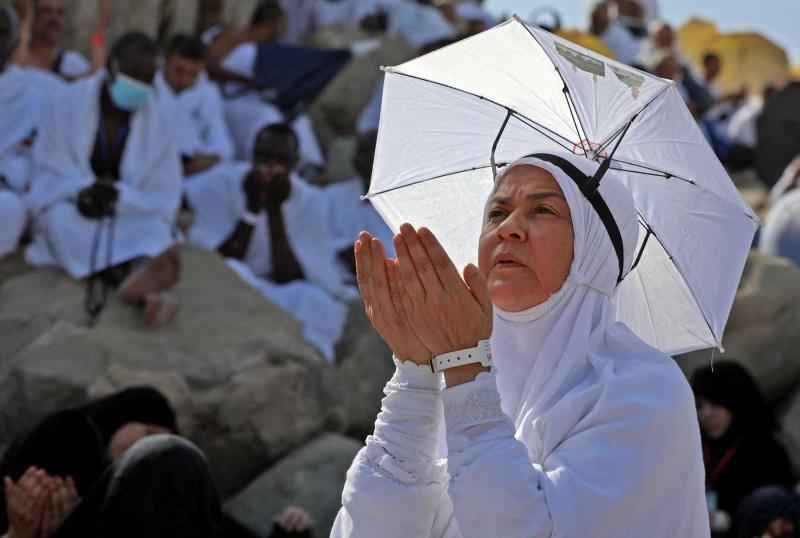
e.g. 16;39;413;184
109;72;152;112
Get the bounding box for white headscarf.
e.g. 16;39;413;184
492;153;638;419
489;153;706;536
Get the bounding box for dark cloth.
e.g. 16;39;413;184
89;114;130;182
734;486;800;538
253;43;351;115
692;362;796;517
0;386;177;533
77;386;179;447
55;435;225;538
0;410;107;533
704;433;795;517
756;82;800;187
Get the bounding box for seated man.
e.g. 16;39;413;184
0;4;28;258
20;0;90;80
207;0;326;171
186;123;356;361
26;32;183;327
155;34;235;178
0;3;59;258
324;130;394;284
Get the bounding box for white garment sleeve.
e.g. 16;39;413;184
443;372;553;538
331;359;462;538
115;125;183;223
202;83;236;161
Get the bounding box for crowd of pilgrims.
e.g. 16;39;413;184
0;0;799;537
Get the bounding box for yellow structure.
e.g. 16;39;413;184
677;17;789;95
555;29;616;60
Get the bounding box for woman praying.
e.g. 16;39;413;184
331;152;710;537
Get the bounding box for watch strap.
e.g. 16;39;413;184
430;340;492;374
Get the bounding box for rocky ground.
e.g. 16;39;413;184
0;247;393;537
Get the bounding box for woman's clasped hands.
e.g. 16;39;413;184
4;466;79;538
355;224;492;367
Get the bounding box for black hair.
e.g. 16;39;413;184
254;122;299;153
703;52;720;65
251;0;284;26
691;361;777;437
166;33;208;62
0;3;19;67
109;31;159;67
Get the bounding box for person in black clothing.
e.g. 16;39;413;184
734;486;800;538
1;387;314;538
691;361;796;536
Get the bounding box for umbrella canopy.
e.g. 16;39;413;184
367;17;758;356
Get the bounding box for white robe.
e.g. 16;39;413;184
0;66;60;256
57;49;91;79
332;156;709;538
601;21;644;65
759;189;800;267
25;72;182;278
155;70;235;160
388;2;455;48
219;43;326;167
186;164;357;361
324;177;395;283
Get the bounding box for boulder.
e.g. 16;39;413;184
0;247;345;496
679;251;800;402
335;330;394;439
309;36;416;152
225;433;362;538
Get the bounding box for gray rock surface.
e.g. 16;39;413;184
679;251;800;403
335;330;394;439
0;247;344;496
225;433;362;538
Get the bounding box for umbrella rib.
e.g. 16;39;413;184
384;70;578;150
510;113;577;153
594;85;673;153
365;163;501;199
563;86;588;157
515;20;591;151
491;109;513;179
626;213;720;348
608;165;696;185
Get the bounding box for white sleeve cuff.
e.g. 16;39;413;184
392;356;443;391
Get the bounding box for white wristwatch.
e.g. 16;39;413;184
430;340;492;374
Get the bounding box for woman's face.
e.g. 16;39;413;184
478;165;575;311
697;398;733;440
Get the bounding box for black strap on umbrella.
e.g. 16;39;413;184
525;152;626;284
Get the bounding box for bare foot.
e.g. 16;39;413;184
143;292;179;329
119;246;181;304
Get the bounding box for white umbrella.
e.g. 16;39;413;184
366;17;758;356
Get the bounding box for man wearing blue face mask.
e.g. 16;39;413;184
26;32;184;328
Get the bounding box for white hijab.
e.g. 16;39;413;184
488;153;707;537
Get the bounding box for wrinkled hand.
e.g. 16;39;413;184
355;231;431;365
274;505;313;533
40;477;79;538
393;224;492;357
4;467;48;538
